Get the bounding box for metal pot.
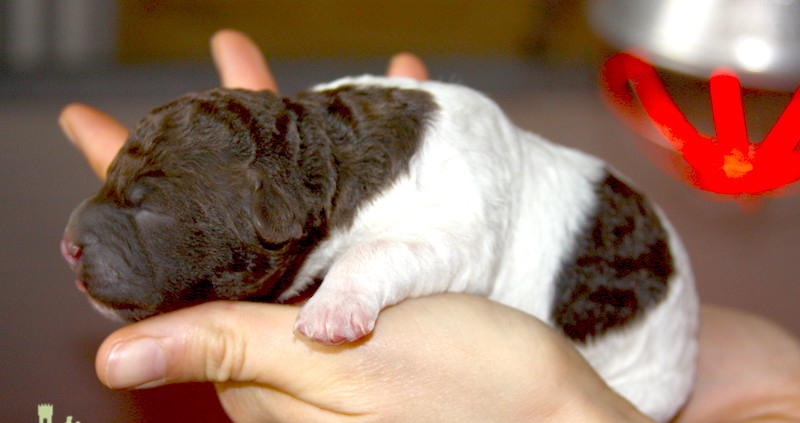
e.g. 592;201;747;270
589;0;800;90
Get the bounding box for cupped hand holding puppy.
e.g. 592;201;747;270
95;294;649;422
59;29;800;423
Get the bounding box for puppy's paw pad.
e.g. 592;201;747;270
294;298;379;345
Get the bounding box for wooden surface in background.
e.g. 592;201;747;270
117;0;544;61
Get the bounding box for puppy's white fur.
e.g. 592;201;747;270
286;76;697;421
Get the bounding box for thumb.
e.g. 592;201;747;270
95;301;334;391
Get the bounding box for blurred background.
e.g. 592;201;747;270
1;0;797;421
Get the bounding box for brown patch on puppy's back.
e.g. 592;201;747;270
552;172;673;343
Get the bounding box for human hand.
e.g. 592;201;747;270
95;294;650;423
60;29;800;423
60;29;651;423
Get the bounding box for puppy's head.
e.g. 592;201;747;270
62;88;334;321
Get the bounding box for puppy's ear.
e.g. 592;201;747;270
250;179;306;245
246;98;335;246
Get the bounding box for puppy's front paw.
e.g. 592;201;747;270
294;294;380;345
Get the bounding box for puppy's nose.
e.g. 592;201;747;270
60;237;82;269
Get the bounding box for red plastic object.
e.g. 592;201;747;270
600;52;800;195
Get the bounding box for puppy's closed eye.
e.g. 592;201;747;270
124;171;165;208
125;183;152;208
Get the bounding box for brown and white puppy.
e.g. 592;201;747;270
62;76;697;421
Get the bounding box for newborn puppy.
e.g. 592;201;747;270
62;76;697;421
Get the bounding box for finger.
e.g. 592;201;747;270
59;103;128;180
95;301;350;392
94;294;528;391
387;52;429;80
211;29;278;92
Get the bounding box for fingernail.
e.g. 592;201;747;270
105;338;167;389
